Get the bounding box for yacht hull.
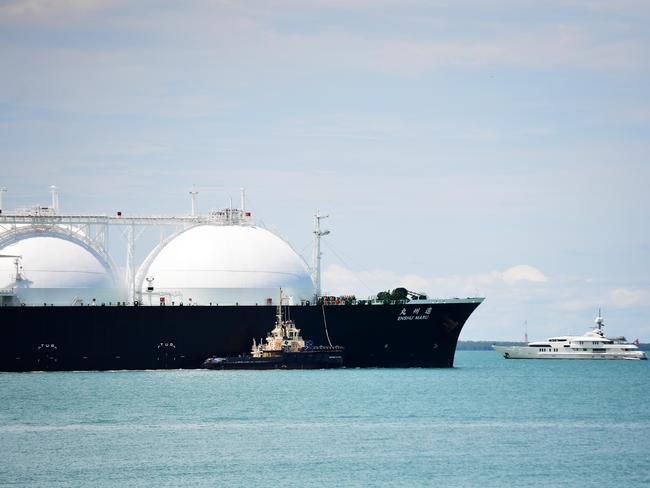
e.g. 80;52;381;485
493;346;646;360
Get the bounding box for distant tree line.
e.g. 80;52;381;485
456;341;524;351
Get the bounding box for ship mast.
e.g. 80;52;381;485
277;287;283;323
0;254;27;288
0;187;7;213
0;254;21;274
189;186;198;217
312;211;330;299
49;185;59;214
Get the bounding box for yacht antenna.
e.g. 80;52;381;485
524;320;528;343
312;211;330;299
595;308;604;331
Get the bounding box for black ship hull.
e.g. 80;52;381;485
0;300;482;371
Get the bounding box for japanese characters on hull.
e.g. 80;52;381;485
397;306;434;321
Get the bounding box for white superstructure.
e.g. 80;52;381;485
251;290;306;357
493;312;646;360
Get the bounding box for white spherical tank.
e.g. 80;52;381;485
137;225;314;305
0;233;121;305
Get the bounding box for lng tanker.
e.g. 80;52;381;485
0;187;483;371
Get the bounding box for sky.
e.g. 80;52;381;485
1;0;649;340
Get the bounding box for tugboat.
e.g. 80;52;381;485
202;290;344;370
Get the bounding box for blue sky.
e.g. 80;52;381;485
1;0;649;340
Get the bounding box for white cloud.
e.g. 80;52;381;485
323;263;548;299
552;298;595;312
433;265;549;293
323;264;430;297
0;0;112;19
498;265;548;285
400;273;430;291
610;288;649;307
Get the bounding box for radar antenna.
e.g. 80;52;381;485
312;211;330;299
595;308;605;332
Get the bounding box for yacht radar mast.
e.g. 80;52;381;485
595;308;605;332
524;320;528;343
312;211;330;299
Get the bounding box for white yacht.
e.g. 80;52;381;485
493;312;647;360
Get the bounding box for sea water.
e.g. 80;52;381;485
0;352;648;487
